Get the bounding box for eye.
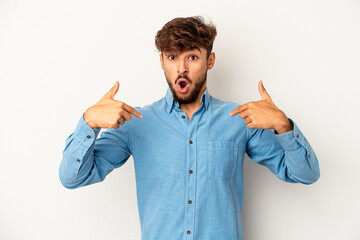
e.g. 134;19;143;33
168;55;176;60
189;55;198;60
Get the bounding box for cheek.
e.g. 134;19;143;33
192;65;207;77
164;68;174;76
163;64;175;74
164;68;176;81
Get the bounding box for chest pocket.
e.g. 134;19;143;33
208;141;239;180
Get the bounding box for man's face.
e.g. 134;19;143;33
160;47;215;105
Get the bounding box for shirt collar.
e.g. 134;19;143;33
165;86;210;114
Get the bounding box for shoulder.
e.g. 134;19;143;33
133;96;165;115
210;95;240;113
126;96;167;129
210;95;249;128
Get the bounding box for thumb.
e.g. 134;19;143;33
104;81;119;99
258;80;273;103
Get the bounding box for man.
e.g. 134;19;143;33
59;16;320;240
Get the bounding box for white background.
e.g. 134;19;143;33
1;0;359;239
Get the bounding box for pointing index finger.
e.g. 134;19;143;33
229;104;248;117
122;103;143;118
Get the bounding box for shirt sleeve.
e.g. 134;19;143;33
245;118;320;184
59;112;132;189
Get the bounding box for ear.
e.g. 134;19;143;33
207;52;215;70
160;53;164;70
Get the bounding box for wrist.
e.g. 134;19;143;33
83;110;96;129
274;117;293;134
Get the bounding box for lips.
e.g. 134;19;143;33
177;79;189;88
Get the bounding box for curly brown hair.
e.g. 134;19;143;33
155;16;217;59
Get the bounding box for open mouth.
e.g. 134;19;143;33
177;79;190;93
180;81;187;88
177;79;189;88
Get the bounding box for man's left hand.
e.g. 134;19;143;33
229;80;294;134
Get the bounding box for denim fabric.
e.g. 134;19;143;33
59;86;320;240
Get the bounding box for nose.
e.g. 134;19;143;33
177;59;188;75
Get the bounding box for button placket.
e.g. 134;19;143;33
185;114;198;240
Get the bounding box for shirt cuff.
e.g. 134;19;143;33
273;118;303;151
72;112;101;146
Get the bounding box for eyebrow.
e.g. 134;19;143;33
163;48;202;56
184;48;201;54
191;47;201;53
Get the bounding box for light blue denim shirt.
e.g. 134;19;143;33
59;86;320;240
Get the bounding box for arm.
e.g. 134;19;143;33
246;118;320;184
59;81;142;189
59;112;132;189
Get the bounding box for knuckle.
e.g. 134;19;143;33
122;116;129;122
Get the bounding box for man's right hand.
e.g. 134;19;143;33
83;81;143;129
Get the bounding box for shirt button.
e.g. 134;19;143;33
87;135;91;139
189;140;193;144
308;154;310;158
188;200;192;204
189;170;193;174
296;134;299;138
187;230;191;234
182;115;185;119
77;159;80;162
